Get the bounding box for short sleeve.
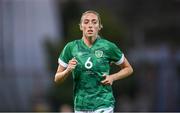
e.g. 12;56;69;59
58;42;73;67
109;43;125;65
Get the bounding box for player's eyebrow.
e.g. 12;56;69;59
84;19;89;22
92;19;97;22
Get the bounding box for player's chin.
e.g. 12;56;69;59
86;33;95;37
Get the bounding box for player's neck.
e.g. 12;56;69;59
83;36;97;47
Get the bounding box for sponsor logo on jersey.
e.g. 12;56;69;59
95;50;103;58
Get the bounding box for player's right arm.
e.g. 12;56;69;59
54;58;77;83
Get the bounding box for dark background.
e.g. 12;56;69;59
0;0;180;112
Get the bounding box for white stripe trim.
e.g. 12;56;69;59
58;58;68;67
95;107;114;113
75;107;114;113
115;54;125;65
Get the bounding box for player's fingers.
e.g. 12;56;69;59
71;58;77;62
103;81;112;85
70;61;77;65
67;63;77;70
69;60;77;65
110;82;113;85
106;83;111;85
71;66;76;69
71;65;76;69
71;57;78;63
72;57;78;62
102;74;107;79
102;82;110;85
101;79;108;84
101;80;105;84
101;75;108;83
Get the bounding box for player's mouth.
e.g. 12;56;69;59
87;30;93;34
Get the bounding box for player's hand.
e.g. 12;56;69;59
101;74;114;85
66;58;78;72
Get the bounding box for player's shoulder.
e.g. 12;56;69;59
99;37;117;46
65;39;81;47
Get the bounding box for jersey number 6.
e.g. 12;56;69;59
85;57;93;69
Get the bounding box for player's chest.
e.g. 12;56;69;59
71;46;109;69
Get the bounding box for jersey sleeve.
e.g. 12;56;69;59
58;42;73;68
109;43;125;65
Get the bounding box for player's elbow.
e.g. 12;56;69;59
54;74;60;83
54;75;58;83
129;66;133;75
54;74;64;84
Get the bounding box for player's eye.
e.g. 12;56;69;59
93;21;97;24
84;20;89;24
92;19;98;24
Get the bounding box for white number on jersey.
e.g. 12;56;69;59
85;57;93;69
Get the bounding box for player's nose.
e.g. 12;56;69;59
88;25;92;28
88;22;93;28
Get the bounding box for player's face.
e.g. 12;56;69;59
80;13;100;38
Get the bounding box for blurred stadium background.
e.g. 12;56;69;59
0;0;180;112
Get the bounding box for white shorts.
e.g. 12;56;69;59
75;107;114;113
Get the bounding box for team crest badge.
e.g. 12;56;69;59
95;50;103;58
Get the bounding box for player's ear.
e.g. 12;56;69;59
98;24;103;30
79;23;83;31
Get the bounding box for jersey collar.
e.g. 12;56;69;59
81;36;101;49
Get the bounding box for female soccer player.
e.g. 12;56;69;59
54;10;133;113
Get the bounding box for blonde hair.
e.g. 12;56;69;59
80;10;103;29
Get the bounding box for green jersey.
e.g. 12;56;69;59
58;37;124;111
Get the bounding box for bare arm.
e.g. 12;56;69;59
54;58;77;83
111;57;133;81
101;57;133;85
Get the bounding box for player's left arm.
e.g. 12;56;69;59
101;57;133;85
